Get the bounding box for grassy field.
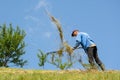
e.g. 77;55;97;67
0;68;120;80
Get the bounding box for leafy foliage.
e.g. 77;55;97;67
47;52;73;70
37;49;47;68
0;24;27;67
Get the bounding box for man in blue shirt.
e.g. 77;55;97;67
71;30;105;71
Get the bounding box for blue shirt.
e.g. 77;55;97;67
75;32;95;50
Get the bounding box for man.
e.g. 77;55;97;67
71;30;105;71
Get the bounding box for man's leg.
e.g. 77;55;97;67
93;46;105;71
86;47;95;68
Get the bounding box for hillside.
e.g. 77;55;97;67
0;68;120;80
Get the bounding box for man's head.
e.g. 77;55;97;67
71;30;79;37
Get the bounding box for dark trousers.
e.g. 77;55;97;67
86;46;104;70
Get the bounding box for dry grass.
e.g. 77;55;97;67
57;48;63;56
48;14;73;56
49;15;64;43
0;68;120;80
64;42;73;55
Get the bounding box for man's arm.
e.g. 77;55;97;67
73;40;81;50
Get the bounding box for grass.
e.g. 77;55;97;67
0;68;120;80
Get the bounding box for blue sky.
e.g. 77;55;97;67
0;0;120;70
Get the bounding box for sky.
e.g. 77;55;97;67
0;0;120;70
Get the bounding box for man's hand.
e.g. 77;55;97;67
72;46;82;51
72;47;75;50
